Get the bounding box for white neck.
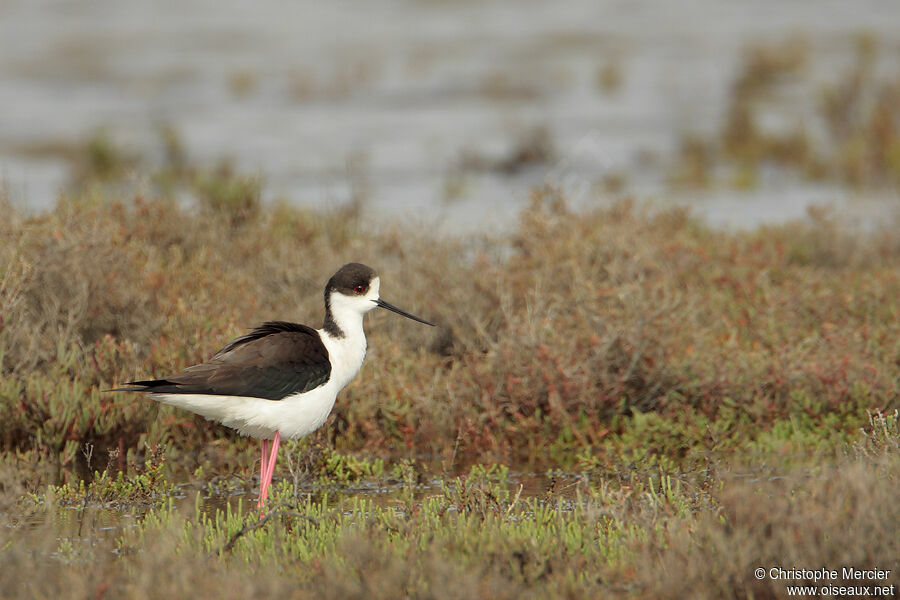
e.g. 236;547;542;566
319;293;369;392
323;291;367;339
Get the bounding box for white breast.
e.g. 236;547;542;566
317;325;367;393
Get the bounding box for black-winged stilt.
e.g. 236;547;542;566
112;263;434;508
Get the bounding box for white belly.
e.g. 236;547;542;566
151;381;337;439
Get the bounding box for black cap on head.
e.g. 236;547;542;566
325;263;377;298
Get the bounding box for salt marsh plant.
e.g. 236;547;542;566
2;449;896;598
1;181;899;481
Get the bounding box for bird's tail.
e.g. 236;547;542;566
104;379;176;393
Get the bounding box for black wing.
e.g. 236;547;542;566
115;321;331;400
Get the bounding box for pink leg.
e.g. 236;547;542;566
258;439;269;509
258;431;281;509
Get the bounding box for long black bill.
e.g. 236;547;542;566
374;298;436;326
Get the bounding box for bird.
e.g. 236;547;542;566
111;263;435;509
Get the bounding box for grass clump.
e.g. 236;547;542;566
46;444;173;509
672;33;900;188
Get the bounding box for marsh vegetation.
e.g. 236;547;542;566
1;12;899;597
1;157;899;595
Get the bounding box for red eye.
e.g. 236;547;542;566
353;284;367;294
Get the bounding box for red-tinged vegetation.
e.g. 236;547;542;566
1;186;899;485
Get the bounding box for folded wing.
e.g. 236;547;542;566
115;321;331;400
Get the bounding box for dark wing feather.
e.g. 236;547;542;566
117;321;331;400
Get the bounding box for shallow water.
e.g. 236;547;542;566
1;0;899;230
187;468;576;517
8;469;582;556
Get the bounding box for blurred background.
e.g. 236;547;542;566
1;0;898;231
